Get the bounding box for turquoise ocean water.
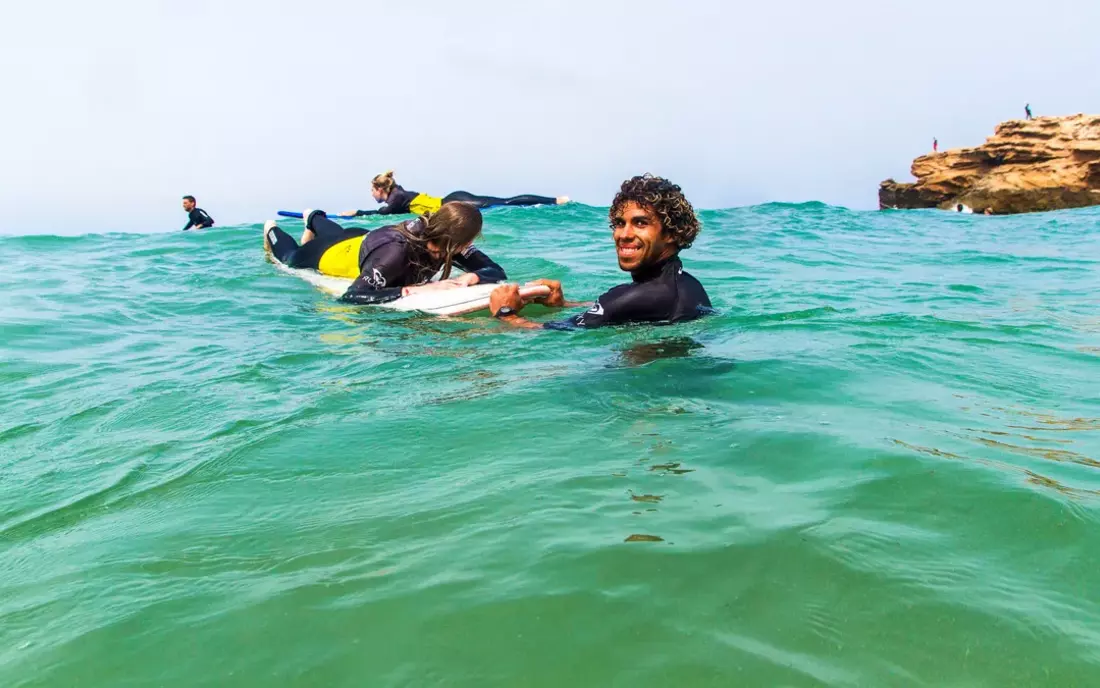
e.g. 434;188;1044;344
2;203;1099;686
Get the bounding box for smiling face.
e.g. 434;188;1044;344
610;201;677;273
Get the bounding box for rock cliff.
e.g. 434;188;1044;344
879;114;1100;214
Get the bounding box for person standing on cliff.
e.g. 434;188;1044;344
933;138;938;152
1025;104;1033;120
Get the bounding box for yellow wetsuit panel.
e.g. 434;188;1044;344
409;193;443;215
317;235;367;279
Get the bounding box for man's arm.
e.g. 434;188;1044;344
489;280;577;329
489;285;547;329
491;280;658;330
196;209;214;228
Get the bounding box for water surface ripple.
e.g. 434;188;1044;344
1;204;1099;686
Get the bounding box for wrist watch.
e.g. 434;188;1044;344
495;305;516;318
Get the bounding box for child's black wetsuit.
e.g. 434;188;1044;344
267;213;506;304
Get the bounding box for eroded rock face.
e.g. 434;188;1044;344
879;115;1100;214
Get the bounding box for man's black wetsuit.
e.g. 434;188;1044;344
545;256;711;330
182;208;214;231
267;214;506;305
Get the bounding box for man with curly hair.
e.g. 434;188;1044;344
489;174;712;329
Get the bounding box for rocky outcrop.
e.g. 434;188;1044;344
879;114;1100;214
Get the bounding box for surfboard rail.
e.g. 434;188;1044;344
273;263;550;316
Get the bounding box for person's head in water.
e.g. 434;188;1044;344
608;174;700;273
182;195;197;212
399;202;484;280
957;204;964;212
371;170;397;203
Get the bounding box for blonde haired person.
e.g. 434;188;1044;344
340;170;569;217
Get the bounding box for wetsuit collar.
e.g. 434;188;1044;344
630;254;682;283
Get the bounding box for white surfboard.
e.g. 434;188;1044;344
275;263;549;316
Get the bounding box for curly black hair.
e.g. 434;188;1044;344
609;174;701;249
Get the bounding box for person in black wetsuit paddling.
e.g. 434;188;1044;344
337;170;570;217
488;174;712;329
262;202;506;304
181;195;214;231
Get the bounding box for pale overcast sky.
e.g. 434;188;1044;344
2;0;1098;233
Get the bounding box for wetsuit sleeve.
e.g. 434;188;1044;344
353;209;379;217
453;245;506;283
545;283;669;330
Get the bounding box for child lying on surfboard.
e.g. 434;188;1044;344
263;203;506;304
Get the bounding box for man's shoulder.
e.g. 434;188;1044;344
595;280;636;300
594;276;675;318
676;265;707;290
669;261;713;319
677;263;712;306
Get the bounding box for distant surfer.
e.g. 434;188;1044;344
488;174;712;329
1025;104;1033;121
339;171;570;217
182;196;214;231
933;138;938;152
263;203;506;304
